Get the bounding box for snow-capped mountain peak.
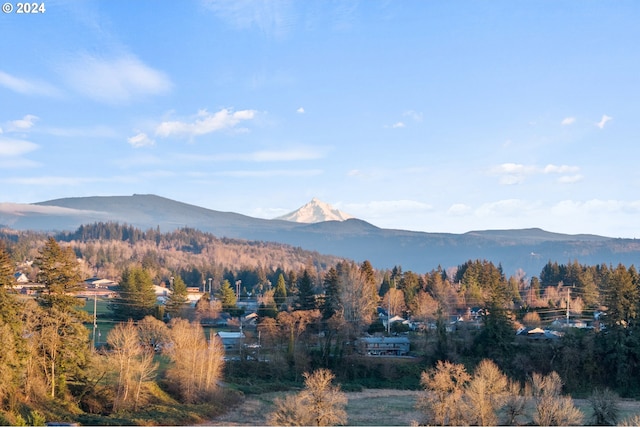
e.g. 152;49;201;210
276;198;354;223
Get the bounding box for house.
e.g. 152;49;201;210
216;331;245;350
84;277;117;288
516;327;563;340
358;336;410;356
186;287;204;305
14;272;29;284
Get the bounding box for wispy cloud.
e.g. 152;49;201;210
61;54;172;104
552;199;640;217
178;146;327;163
561;117;576;125
596;114;612;129
6;115;39;132
391;122;405;128
155;108;257;138
491;163;581;185
296;107;305;114
403;110;423;122
45;126;119;138
127;132;155;148
0;71;60;97
0;138;39;157
0;203;106;216
202;0;295;38
212;169;323;178
476;199;534;217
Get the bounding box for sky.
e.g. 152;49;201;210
1;0;639;238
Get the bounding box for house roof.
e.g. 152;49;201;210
217;331;245;339
360;336;409;344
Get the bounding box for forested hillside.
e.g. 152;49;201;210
2;222;344;291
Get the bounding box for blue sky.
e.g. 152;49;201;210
1;0;639;237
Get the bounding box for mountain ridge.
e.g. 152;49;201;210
2;194;639;275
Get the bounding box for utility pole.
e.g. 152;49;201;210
566;287;570;325
387;281;393;336
92;290;97;349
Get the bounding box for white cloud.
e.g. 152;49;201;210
542;164;580;174
127;132;155;148
0;203;105;216
491;163;581;185
45;126;119;138
0;71;60;97
561;117;576;125
0;138;39;157
476;199;532;217
178;146;327;163
297;107;305;114
7;114;39;132
403;110;423;122
391;121;405;128
557;174;583;184
596;114;612;129
202;0;294;38
212;169;323;178
155;108;257;138
61;54;172;104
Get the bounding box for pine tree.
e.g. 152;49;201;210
216;279;237;312
35;237;84;311
273;273;287;308
296;269;316;310
321;267;341;320
165;275;188;318
110;266;157;320
0;241;14;289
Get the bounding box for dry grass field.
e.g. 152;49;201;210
208;388;640;426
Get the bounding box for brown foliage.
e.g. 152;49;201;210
267;369;347;426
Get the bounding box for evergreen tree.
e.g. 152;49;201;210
165;275;188;318
216;279;237;311
273;273;287;308
0;241;13;289
296;269;316;310
110;266;157;320
35;237;84;311
378;271;391;297
31;238;91;400
321;267;341;320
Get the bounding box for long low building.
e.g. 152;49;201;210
358;336;410;356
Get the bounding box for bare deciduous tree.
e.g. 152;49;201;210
267;368;347;426
106;320;158;411
588;387;619;426
502;379;529;425
530;371;583;426
416;360;470;426
165;319;225;403
464;359;508;426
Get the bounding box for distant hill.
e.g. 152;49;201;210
276;198;353;223
1;194;640;276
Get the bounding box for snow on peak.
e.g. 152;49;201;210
276;198;354;223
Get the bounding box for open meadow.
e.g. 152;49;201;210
208;389;640;426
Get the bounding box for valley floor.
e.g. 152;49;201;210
208;389;640;426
